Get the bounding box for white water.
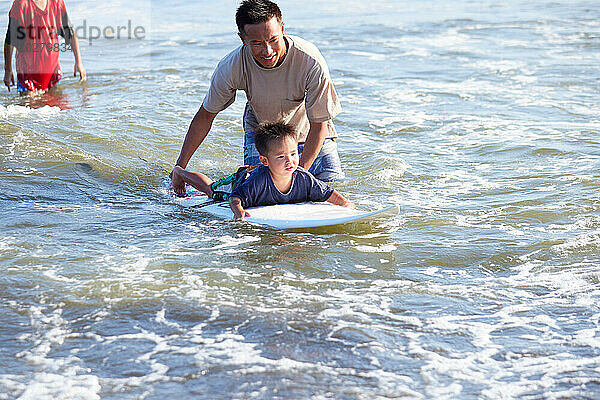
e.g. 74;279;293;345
0;0;599;398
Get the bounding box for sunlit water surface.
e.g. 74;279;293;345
0;0;599;398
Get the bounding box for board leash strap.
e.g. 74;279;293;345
210;167;251;202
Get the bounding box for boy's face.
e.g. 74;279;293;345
259;136;299;178
239;17;286;69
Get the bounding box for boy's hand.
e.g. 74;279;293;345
326;190;354;208
229;197;250;221
74;62;86;81
4;69;14;91
233;209;251;221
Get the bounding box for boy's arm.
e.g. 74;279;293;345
70;32;86;81
326;190;354;208
229;196;250;220
3;42;14;91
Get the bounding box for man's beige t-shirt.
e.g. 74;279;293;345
202;35;341;142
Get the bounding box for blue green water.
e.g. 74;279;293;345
1;0;599;398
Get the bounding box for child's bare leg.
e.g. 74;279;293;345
172;166;214;197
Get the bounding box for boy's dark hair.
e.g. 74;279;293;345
236;0;282;36
254;122;298;156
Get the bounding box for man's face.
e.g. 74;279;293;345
240;17;286;69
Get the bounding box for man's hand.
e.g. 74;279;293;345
4;69;14;91
171;165;186;196
74;62;86;81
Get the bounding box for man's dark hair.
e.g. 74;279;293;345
254;122;298;156
236;0;282;36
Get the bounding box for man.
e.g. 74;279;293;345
172;0;343;193
3;0;86;93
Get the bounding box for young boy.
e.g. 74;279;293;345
4;0;85;93
172;122;351;221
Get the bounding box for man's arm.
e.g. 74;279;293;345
298;120;328;171
3;42;14;91
57;11;85;81
171;106;218;194
176;106;218;168
4;15;18;92
70;32;86;81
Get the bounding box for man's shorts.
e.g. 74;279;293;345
243;131;345;182
16;70;62;93
17;80;29;93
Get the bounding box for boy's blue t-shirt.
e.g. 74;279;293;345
230;166;334;209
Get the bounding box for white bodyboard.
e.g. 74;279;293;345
164;181;397;229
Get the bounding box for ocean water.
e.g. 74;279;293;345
0;0;599;398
